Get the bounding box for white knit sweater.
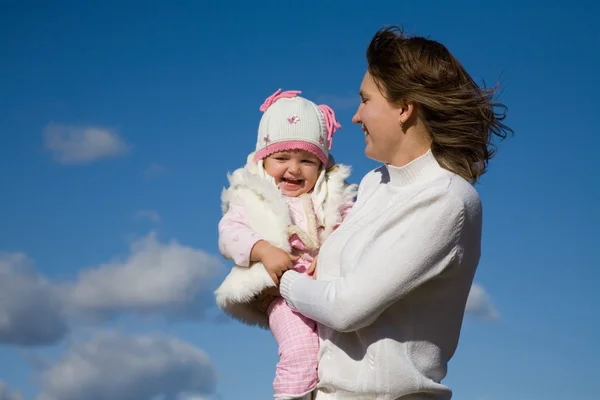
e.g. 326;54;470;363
280;150;482;399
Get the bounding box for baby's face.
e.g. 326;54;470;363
263;150;322;197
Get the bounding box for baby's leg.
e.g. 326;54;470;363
268;297;319;400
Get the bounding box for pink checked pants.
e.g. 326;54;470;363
267;296;319;400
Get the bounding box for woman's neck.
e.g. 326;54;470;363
388;123;432;167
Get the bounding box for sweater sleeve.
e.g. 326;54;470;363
280;185;468;332
218;203;263;267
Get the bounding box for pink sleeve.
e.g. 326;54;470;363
340;199;354;222
218;203;263;267
331;199;354;231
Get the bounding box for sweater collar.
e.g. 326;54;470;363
385;149;443;187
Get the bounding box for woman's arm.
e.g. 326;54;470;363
280;182;480;332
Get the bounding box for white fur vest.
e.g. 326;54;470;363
214;153;357;329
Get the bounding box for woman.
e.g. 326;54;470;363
271;26;511;399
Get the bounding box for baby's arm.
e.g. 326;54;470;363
219;204;297;284
218;203;263;267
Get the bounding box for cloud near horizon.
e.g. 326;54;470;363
0;381;25;400
0;233;222;346
35;331;217;400
0;253;68;346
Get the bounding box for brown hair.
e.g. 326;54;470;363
366;26;512;183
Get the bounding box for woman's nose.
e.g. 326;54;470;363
351;108;361;124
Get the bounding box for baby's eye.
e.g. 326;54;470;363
302;160;316;164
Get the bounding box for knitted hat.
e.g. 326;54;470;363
254;89;341;166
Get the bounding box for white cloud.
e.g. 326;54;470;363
43;123;128;164
466;283;499;320
0;381;25;400
0;234;221;347
35;331;216;400
0;233;223;352
134;209;162;223
66;232;222;320
0;253;68;346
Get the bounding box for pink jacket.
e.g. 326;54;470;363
219;193;353;274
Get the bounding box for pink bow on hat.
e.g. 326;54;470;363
318;104;341;150
259;88;302;112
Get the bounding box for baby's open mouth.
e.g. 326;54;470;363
281;177;303;186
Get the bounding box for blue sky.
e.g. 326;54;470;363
1;1;598;399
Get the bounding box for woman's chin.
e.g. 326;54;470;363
364;146;380;162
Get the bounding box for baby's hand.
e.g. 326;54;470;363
260;245;298;285
307;255;318;280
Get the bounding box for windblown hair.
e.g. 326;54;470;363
366;26;513;183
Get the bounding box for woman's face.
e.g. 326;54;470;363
352;72;404;164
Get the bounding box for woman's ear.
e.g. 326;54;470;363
397;101;415;126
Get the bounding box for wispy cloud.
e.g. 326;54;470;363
143;163;167;180
0;253;68;346
0;381;25;400
316;94;358;110
134;209;161;223
43;123;128;164
178;395;210;400
466;283;499;320
35;331;217;400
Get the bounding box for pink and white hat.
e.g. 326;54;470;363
254;89;341;166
